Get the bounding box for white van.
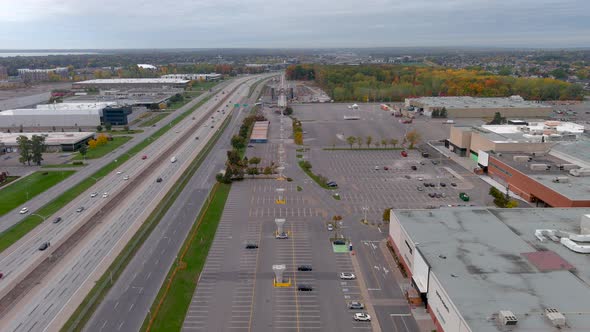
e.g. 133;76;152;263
445;120;455;124
170;156;177;163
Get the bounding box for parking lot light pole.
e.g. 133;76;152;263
362;206;368;224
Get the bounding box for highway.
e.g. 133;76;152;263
84;75;274;332
0;81;231;234
0;76;259;331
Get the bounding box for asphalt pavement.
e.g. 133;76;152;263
84;75;274;332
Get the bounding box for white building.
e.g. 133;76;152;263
161;73;222;81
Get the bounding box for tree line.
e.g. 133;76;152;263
343;130;420;149
285;64;584;101
16;135;46;166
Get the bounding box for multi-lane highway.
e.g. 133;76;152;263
0;76;262;331
84;75;273;332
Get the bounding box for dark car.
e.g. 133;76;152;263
440;183;446;187
156;177;163;183
428;193;436;198
411;165;417;170
423;182;429;187
333;239;346;245
38;242;50;251
297;284;313;291
210;125;214;128
450;182;457;187
52;217;62;224
298;265;313;271
432;160;439;165
245;243;258;249
326;182;338;188
247;144;254;147
195;136;199;140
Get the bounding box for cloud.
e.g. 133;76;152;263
0;0;588;48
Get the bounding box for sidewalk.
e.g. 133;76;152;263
378;240;436;332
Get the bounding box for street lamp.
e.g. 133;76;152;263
361;206;369;224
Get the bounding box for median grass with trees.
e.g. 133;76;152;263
298;160;336;190
73;135;132;160
0;171;75;217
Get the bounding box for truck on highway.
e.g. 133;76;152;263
170;156;177;163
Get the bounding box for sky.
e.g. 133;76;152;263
0;0;589;49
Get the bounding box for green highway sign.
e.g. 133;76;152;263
234;103;240;107
243;104;248;107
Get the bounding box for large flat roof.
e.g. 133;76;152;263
491;150;590;200
408;96;551;109
394;207;590;331
0;132;94;145
76;78;189;84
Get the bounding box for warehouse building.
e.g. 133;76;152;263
389;207;590;332
72;78;190;90
446;121;585;158
406;95;552;118
0;102;132;129
161;73;222;81
0;132;95;152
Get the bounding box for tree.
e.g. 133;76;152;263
104;122;112;131
96;125;103;132
356;136;363;148
431;109;440;118
263;166;273;175
96;134;108;146
440;107;448;118
390;138;398;148
489;112;506;125
52;126;56;132
88;139;98;149
346;136;356;149
30;135;45;166
381;139;388;148
16;135;32;165
231;135;246;150
284;106;293;115
294;131;303;145
382;208;391;222
405;130;421;149
79;144;88;159
249;157;261;166
247;167;259;178
123;125;130;131
366;136;372;148
300;160;312;170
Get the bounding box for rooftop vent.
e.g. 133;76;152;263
545;308;566;327
499;310;518;326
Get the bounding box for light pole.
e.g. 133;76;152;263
362;206;369;224
31;214;46;221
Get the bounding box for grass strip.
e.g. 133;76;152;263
41;164;86;168
0;176;19;188
297;160;336;190
139;113;171;127
60;101;231;332
0;171;75;217
72;136;132;160
142;183;230;332
0;94;214;253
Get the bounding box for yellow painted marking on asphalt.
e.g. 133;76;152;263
247;225;263;332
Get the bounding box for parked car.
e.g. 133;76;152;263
276;232;289;239
38;242;50;251
245;243;258;249
195;136;199;140
428;193;436;198
353;313;371;321
383;166;389;170
327;224;334;231
247;144;254;147
348;301;365;310
116;171;123;175
411;165;417;170
52;217;62;224
326;181;338;188
297;284;313;291
374;166;380;170
19;207;29;214
333;239;346;245
123;175;129;180
459;192;470;202
417;177;424;181
298;265;313;271
401;151;408;157
170;156;177;163
417;186;424;191
156;177;163;183
340;272;356;280
440;182;446;187
451;182;457;187
432;160;439;165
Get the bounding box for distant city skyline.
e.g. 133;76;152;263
1;0;589;49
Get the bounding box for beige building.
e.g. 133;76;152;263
406;95;552;118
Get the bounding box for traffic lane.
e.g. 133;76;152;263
355;239;405;300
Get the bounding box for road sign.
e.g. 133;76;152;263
243;104;248;107
234;103;240;107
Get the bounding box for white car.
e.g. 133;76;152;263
19;207;29;214
102;193;109;198
340;272;356;280
374;166;380;170
123;175;129;181
90;192;98;198
353;313;371;321
116;171;123;175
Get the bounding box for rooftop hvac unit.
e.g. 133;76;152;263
545;308;566;327
530;163;548;171
570;168;590;177
513;155;529;162
499;310;518;326
552;177;570;183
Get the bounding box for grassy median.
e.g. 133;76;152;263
0;171;76;217
143;183;230;332
139;113;171;127
72;136;132;160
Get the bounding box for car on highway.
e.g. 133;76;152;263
76;207;85;213
348;301;365;310
102;192;109;198
116;171;123;175
19;207;29;214
440;182;446;187
383;166;389;170
245;243;258;249
340;272;356;280
195;136;199;140
38;242;50;251
156;177;163;183
411;165;417;170
52;217;62;224
170;156;177;163
297;284;313;291
123;175;130;180
354;313;371;321
142;155;147;160
327;224;334;231
276;232;289;239
90;192;98;198
374;166;380;170
298;265;313;271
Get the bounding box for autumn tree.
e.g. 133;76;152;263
366;136;372;148
405;130;421;149
346;136;356;149
88;139;98;149
356;136;363;148
390;138;398;148
381;139;387;148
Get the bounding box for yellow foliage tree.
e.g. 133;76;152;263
294;131;303;145
96;134;108;146
88;139;98;149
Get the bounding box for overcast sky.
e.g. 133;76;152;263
1;0;589;49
